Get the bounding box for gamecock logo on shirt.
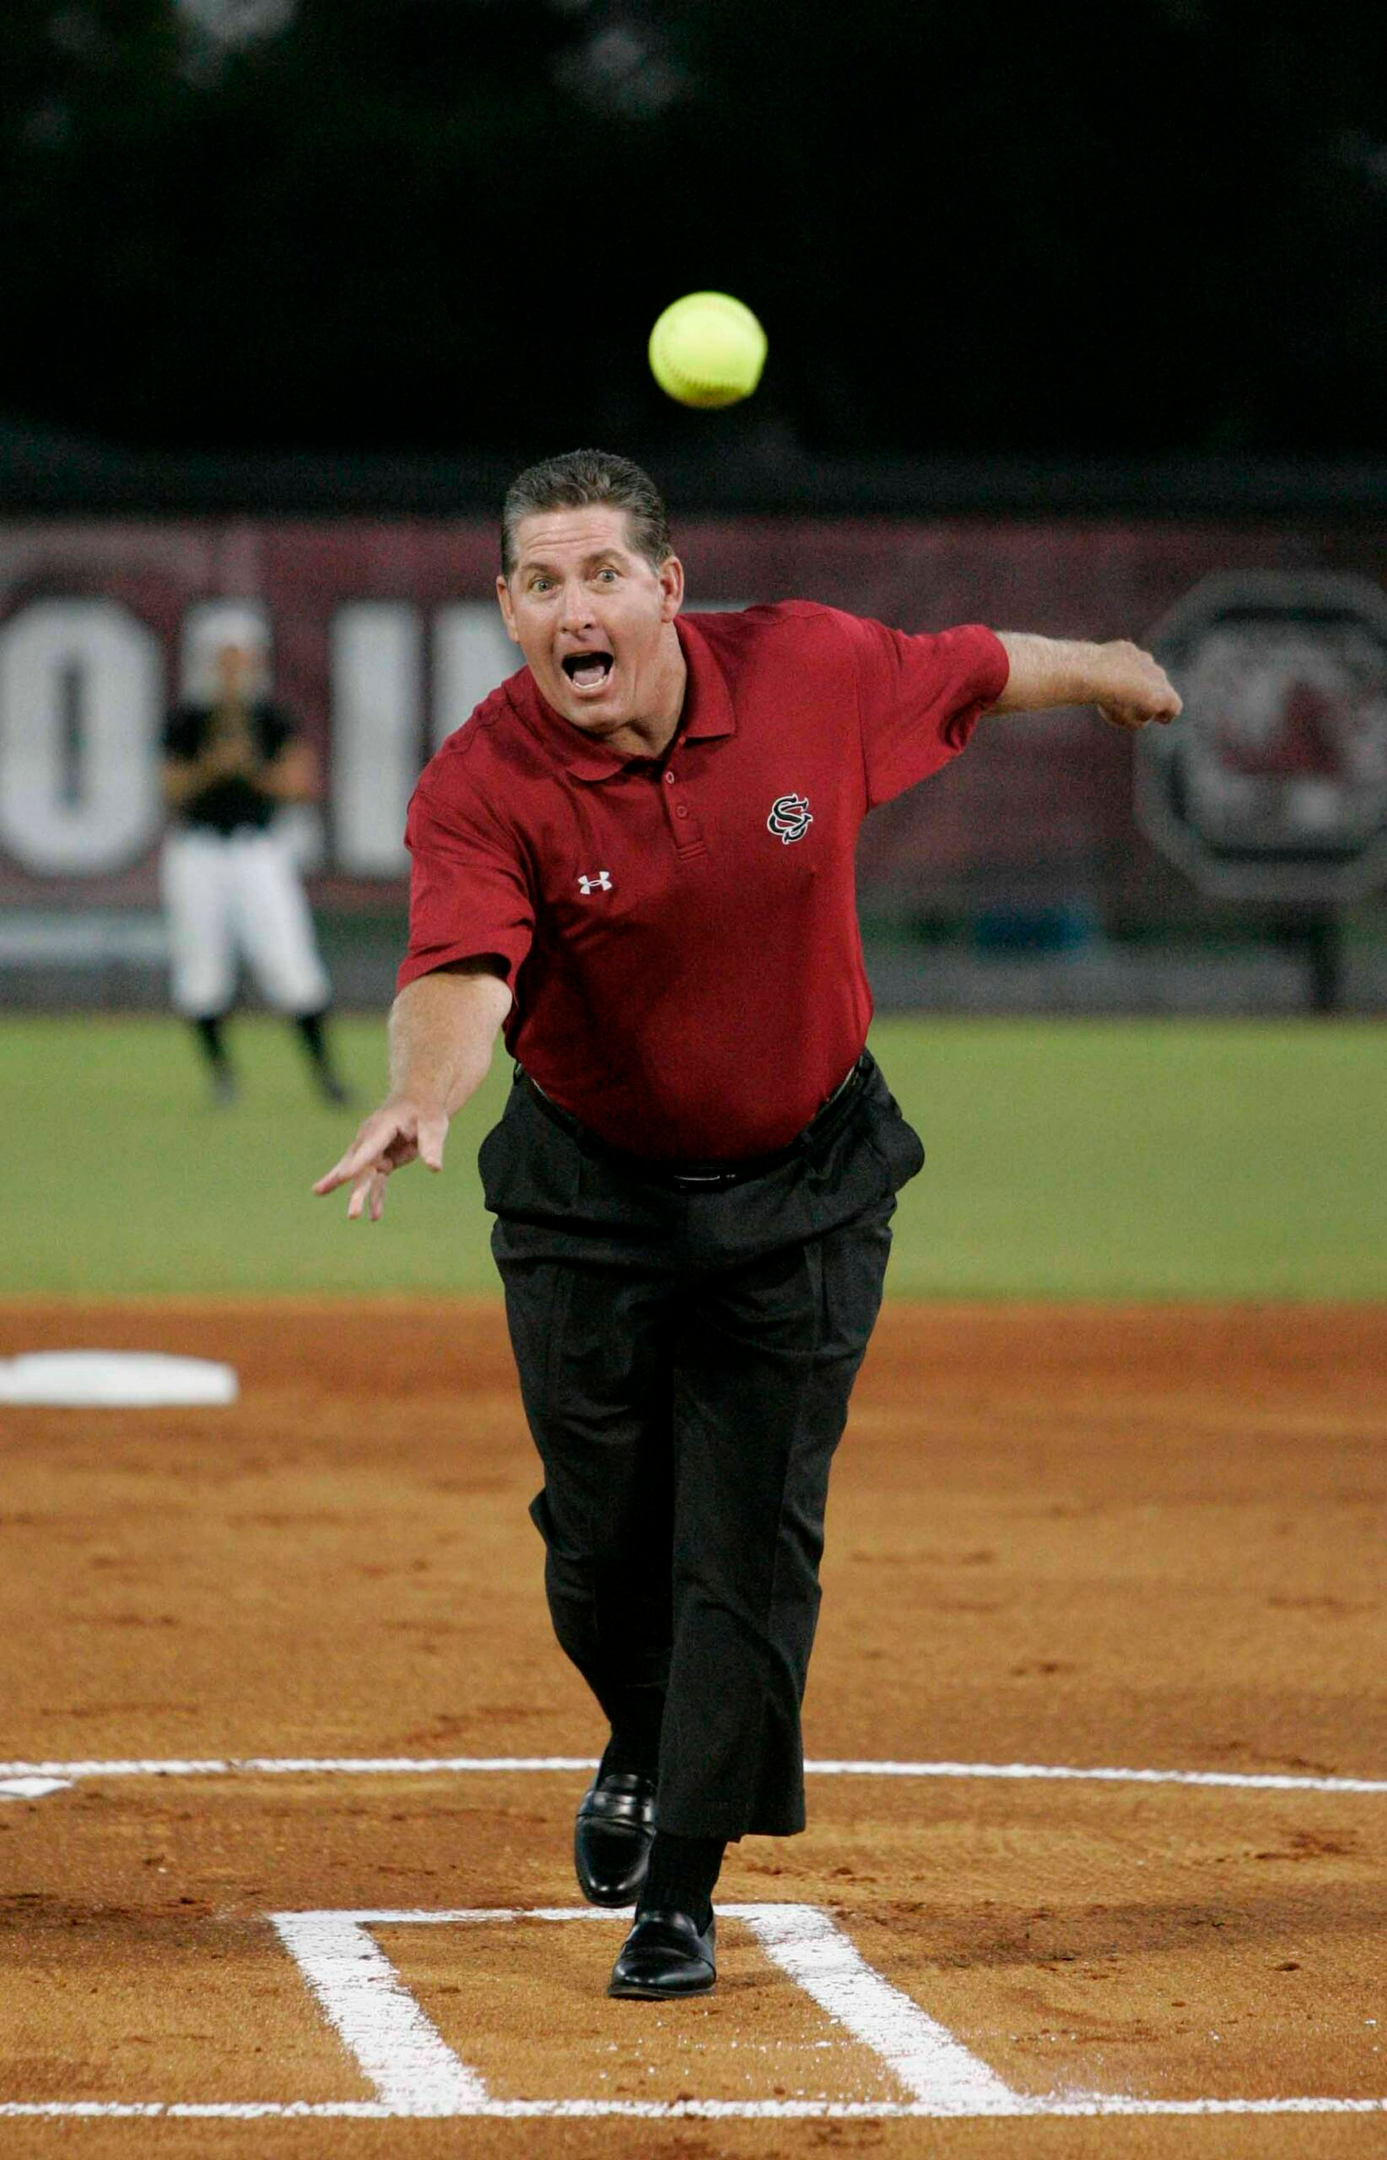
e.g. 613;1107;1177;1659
767;792;814;845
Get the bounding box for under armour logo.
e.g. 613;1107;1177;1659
767;792;813;845
577;870;613;894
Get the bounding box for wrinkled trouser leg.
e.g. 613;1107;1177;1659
658;1211;892;1837
484;1057;920;1841
494;1204;892;1839
497;1253;679;1725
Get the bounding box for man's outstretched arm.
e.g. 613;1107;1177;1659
313;958;512;1221
993;633;1182;731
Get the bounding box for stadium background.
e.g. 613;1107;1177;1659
5;514;1387;1021
2;2;1385;2148
5;0;1387;1037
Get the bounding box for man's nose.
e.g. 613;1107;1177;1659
559;582;597;631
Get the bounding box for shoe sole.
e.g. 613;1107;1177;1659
579;1885;642;1908
607;1974;716;2000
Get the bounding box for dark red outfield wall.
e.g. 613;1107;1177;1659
1;517;1383;917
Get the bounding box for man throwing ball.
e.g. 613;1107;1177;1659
316;449;1180;2000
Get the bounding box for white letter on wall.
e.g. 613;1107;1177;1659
0;599;163;874
331;604;422;876
431;604;517;751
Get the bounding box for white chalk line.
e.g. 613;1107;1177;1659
1;1753;1383;1795
1;2099;1384;2119
7;1893;1385;2125
271;1912;486;2112
267;1905;1012;2117
13;1904;1377;2119
731;1902;1016;2111
4;1768;1381;2121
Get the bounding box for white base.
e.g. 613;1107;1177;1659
0;1352;238;1407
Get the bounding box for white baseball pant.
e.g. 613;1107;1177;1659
161;827;332;1017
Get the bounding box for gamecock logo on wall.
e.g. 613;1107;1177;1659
1138;571;1387;900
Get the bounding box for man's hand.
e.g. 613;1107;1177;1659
1091;639;1183;732
311;965;511;1223
313;1097;449;1221
994;632;1182;727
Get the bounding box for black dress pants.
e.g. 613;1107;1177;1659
479;1054;924;1842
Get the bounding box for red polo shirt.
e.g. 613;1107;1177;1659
400;603;1008;1160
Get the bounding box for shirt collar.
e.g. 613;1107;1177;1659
517;615;737;782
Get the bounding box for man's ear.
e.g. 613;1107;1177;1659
658;554;685;623
496;574;520;645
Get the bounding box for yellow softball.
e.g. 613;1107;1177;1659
648;291;767;409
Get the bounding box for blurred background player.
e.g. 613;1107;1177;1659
161;633;350;1107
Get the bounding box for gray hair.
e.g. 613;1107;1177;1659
500;449;673;578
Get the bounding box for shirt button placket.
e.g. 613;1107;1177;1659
660;764;705;856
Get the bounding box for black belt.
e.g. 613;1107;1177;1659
518;1053;872;1192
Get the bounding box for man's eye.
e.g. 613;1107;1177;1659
597;568;618;583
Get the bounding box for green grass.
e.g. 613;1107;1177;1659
882;1017;1384;1298
4;1014;1383;1299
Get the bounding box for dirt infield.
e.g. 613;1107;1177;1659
1;1298;1383;2158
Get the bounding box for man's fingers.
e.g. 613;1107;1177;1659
417;1115;449;1172
312;1099;446;1208
1145;668;1181;722
314;1117;407;1196
345;1167;375;1221
343;1157;401;1221
1096;645;1182;731
1098;699;1177;732
315;1148;376;1197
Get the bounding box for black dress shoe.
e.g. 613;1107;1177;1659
608;1907;716;1999
574;1769;656;1907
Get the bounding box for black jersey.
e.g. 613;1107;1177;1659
162;699;294;834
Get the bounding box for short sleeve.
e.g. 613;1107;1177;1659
396;775;535;997
843;615;1010;807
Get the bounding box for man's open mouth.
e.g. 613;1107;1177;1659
561;650;614;691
